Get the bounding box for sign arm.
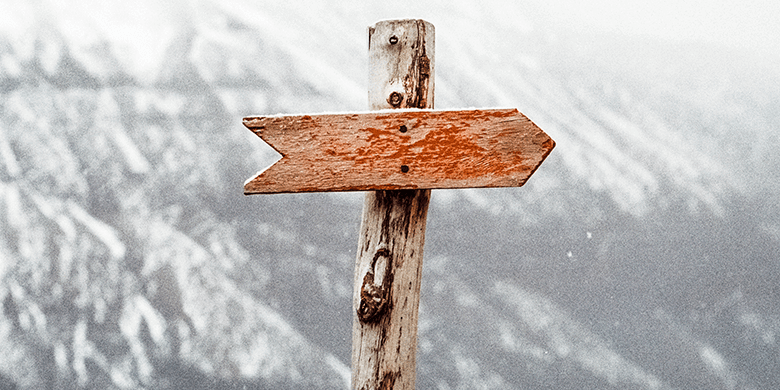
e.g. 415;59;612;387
242;108;554;194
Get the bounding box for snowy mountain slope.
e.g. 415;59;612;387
0;85;350;388
3;0;774;215
1;0;779;389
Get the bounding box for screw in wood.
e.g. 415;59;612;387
401;165;409;173
389;35;398;44
388;92;403;107
399;125;407;133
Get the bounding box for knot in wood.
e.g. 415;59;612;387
388;91;403;107
358;248;393;323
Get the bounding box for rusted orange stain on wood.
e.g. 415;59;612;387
349;110;536;180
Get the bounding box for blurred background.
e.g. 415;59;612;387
1;0;779;388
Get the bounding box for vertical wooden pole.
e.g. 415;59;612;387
351;19;434;390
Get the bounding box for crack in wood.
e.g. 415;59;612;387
379;371;400;390
406;20;431;109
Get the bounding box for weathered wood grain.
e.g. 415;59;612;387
243;109;554;194
351;189;430;390
351;19;434;390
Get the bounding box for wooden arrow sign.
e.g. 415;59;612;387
243;108;554;194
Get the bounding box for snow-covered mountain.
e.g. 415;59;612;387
1;0;779;389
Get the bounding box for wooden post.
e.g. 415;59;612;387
351;19;434;390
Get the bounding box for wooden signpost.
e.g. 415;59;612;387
242;19;554;389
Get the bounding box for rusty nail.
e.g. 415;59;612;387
401;165;409;173
388;92;403;107
389;35;398;44
399;125;407;133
